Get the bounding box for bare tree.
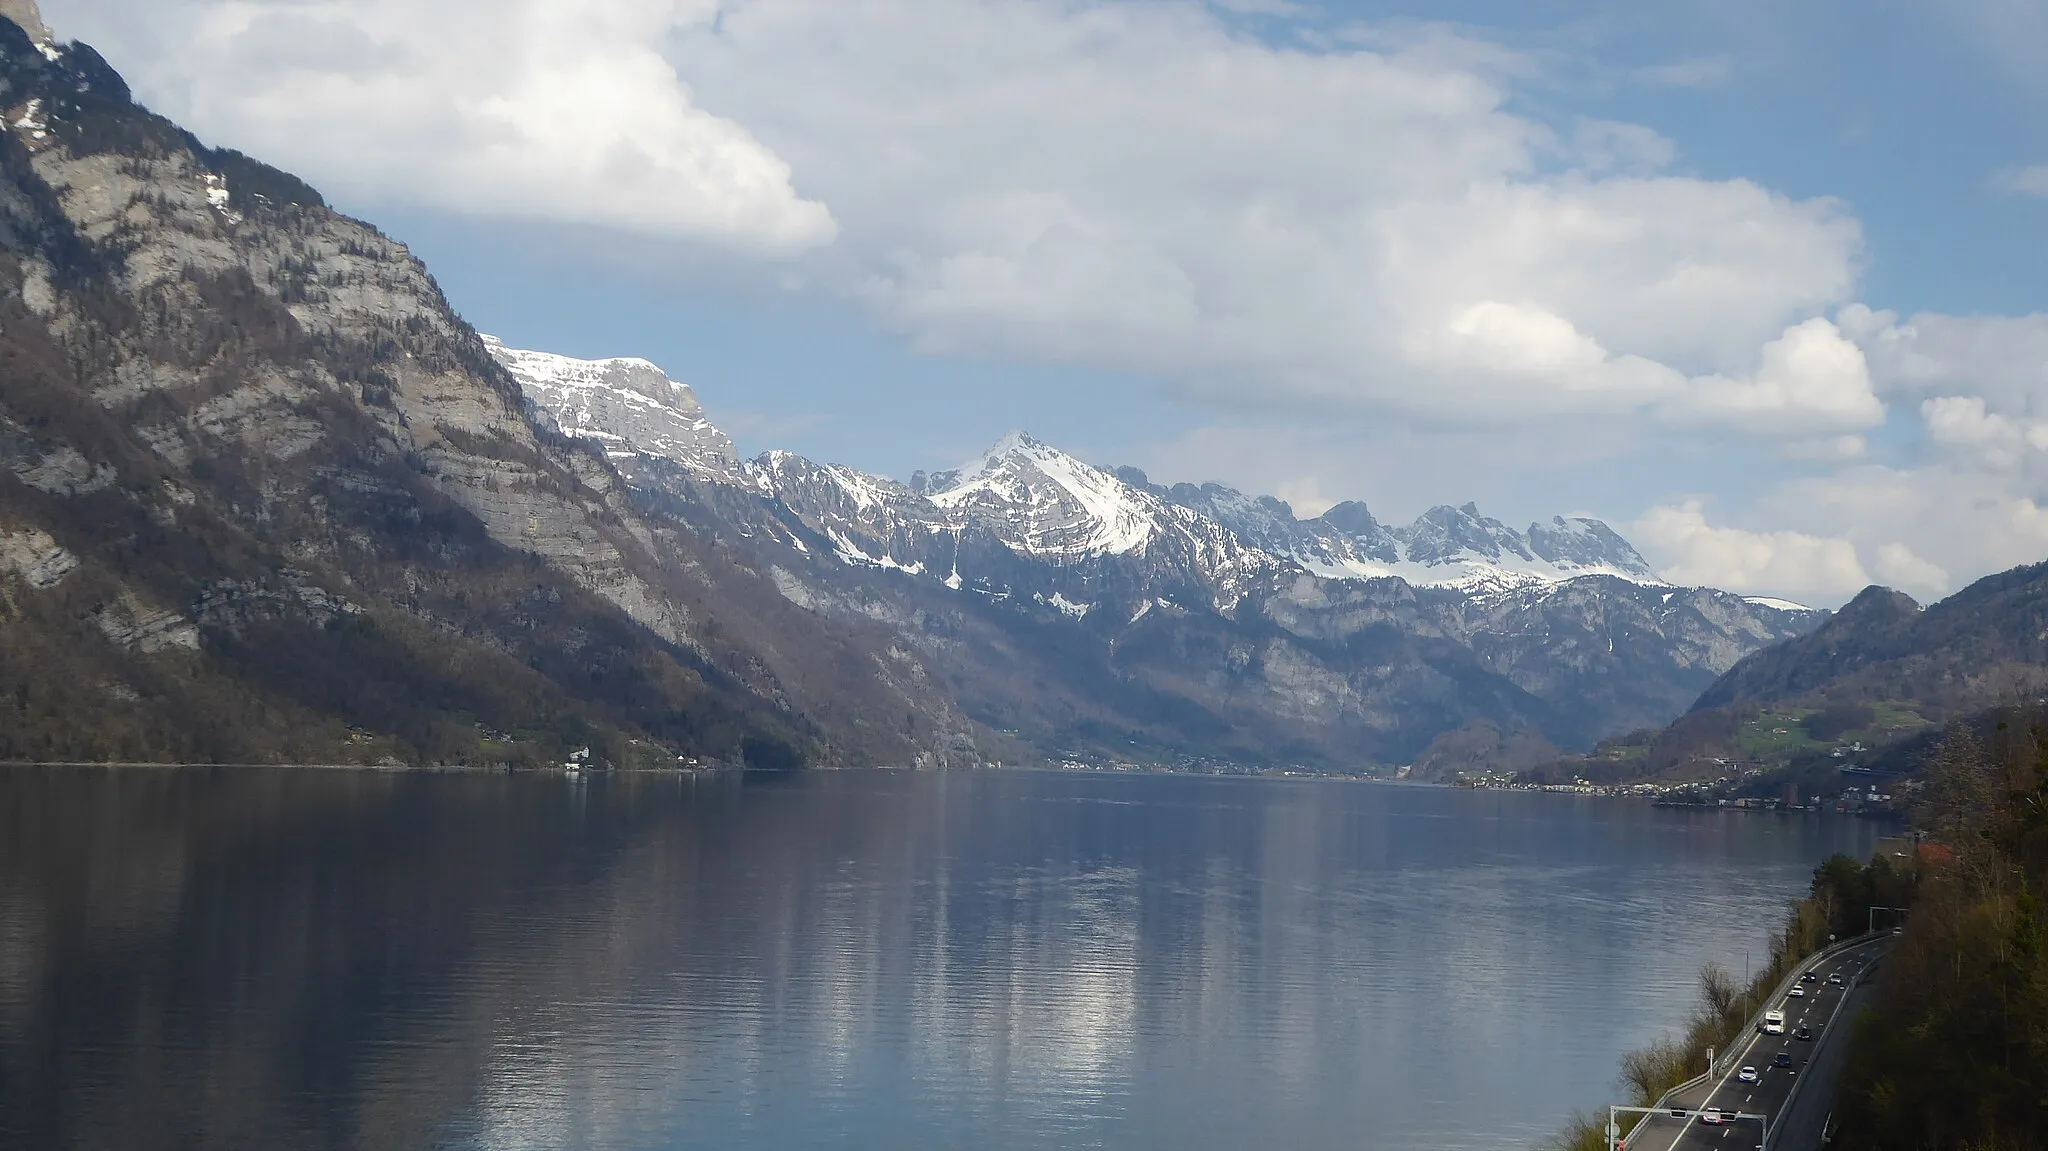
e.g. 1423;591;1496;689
1700;963;1740;1022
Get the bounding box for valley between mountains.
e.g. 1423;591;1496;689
0;11;1832;775
489;339;1826;776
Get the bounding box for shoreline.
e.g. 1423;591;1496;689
0;759;1907;815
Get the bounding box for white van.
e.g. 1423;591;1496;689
1761;1010;1786;1035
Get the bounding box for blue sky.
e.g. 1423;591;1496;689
40;0;2048;606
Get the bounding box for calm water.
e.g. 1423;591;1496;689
0;768;1877;1151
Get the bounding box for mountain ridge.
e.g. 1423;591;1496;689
488;338;1829;773
0;17;980;769
0;8;1832;775
487;336;1685;605
1694;563;2048;717
1521;562;2048;787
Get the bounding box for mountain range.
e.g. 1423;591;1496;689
0;5;1831;774
492;339;1825;772
1523;559;2048;785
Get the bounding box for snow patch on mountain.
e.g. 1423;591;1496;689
1744;595;1811;612
490;337;1694;605
1140;475;1661;595
486;336;747;485
1037;591;1093;619
926;432;1159;557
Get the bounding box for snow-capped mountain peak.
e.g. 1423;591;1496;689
1528;516;1660;579
924;432;1161;558
1138;476;1660;593
487;333;1667;599
485;336;744;484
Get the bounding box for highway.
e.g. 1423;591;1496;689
1764;953;1886;1151
1624;936;1889;1151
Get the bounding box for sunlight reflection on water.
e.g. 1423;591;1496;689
0;768;1877;1151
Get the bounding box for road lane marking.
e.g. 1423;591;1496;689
1636;940;1886;1151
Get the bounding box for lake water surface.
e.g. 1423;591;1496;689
0;768;1877;1151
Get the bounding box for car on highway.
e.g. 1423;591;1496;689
1800;971;1819;982
1738;1066;1760;1084
1700;1108;1725;1126
1775;1051;1793;1068
1829;973;1845;985
1795;1025;1814;1041
1788;986;1805;998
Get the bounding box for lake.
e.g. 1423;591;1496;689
0;767;1877;1150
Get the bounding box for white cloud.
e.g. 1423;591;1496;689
1632;501;1877;604
1780;434;1869;462
1271;477;1338;519
48;0;1865;430
1845;306;2048;415
1919;395;2048;471
1872;543;1950;593
56;0;2048;608
1680;392;2048;601
1992;164;2048;197
47;0;835;252
1666;318;1884;436
673;1;1860;427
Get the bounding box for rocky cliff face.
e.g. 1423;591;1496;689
495;341;1825;773
0;5;1829;775
0;15;978;768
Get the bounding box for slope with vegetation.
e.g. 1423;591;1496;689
1546;851;1919;1150
1524;562;2048;789
0;10;981;769
1833;715;2048;1148
0;0;1835;775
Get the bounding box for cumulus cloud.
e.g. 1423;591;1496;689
1920;395;2048;470
1844;305;2048;415
1666;318;1884;435
47;0;835;251
1872;543;1950;593
48;0;1865;430
54;0;2048;606
681;2;1862;429
1664;404;2048;604
1632;502;1876;604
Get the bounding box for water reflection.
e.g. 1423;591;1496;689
0;769;1875;1150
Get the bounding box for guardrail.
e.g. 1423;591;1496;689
1765;938;1887;1150
1712;932;1877;1078
1636;932;1885;1124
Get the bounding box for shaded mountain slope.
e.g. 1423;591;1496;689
0;13;978;768
494;340;1828;771
1695;564;2048;716
1523;562;2048;785
0;1;1835;775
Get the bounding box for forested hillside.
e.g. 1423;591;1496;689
1835;714;2048;1148
1524;562;2048;786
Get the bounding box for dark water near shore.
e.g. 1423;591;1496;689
0;768;1876;1151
